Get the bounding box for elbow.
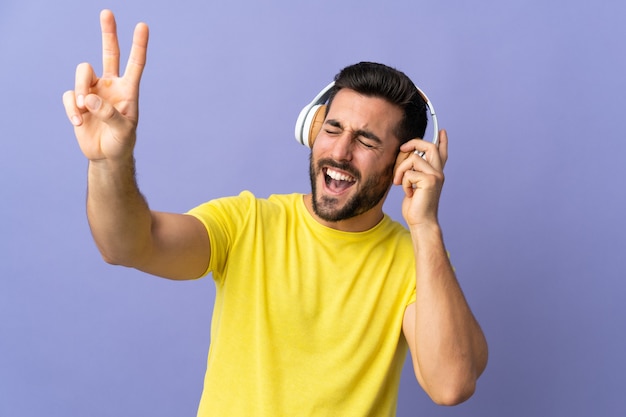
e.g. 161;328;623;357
100;251;130;267
423;363;485;406
430;343;489;405
98;246;145;268
429;379;476;406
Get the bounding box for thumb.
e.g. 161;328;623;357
84;94;128;129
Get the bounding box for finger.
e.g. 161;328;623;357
400;138;432;157
62;90;83;126
401;171;418;197
395;139;425;181
123;22;149;84
83;93;128;131
402;137;443;171
438;129;449;168
393;153;429;185
400;140;440;169
100;9;120;77
74;62;99;109
393;148;412;180
393;143;444;186
393;153;414;185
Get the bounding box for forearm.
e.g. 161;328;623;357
409;223;488;404
86;157;153;267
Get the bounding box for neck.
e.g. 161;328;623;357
303;194;385;233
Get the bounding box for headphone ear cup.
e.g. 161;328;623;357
295;82;334;148
306;104;326;148
295;104;312;146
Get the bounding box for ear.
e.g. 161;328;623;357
307;104;327;148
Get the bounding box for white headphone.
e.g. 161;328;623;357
294;81;439;150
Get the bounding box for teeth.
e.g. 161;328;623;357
326;168;355;182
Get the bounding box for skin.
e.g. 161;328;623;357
63;9;488;406
62;10;210;280
305;89;401;231
305;89;488;404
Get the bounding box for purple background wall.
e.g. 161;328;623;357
1;0;625;415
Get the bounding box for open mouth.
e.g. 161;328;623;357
324;167;356;193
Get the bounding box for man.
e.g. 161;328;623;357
63;9;487;417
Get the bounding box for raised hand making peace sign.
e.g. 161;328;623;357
63;9;149;163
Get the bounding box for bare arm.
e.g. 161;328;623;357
86;158;210;280
394;130;488;405
62;10;210;280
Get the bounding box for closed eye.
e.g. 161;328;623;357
357;138;376;148
354;129;382;147
324;119;383;150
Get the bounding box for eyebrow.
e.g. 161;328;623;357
325;119;383;145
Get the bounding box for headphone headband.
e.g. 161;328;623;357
294;81;438;149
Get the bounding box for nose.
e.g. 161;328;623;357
330;132;354;161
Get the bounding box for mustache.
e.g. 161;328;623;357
316;158;361;181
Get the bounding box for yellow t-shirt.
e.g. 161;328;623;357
188;191;416;417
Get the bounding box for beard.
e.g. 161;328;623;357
309;155;394;223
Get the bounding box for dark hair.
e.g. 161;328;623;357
326;62;428;144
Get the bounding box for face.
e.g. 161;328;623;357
309;88;403;224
